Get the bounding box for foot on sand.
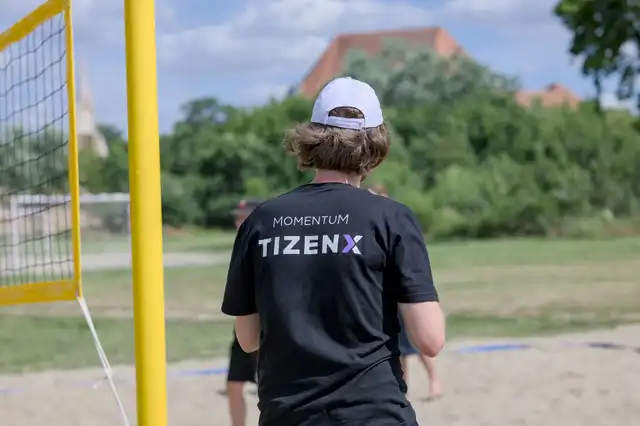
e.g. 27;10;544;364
423;380;443;402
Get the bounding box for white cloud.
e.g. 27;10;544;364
443;0;566;46
621;42;638;57
1;0;605;123
1;0;174;47
73;0;175;46
445;0;526;16
3;0;41;12
599;92;637;112
444;0;556;24
2;0;115;25
440;0;575;84
158;0;431;74
239;83;290;104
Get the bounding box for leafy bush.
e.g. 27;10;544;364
3;42;638;239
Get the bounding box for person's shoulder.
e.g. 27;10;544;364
243;191;296;223
362;189;414;215
247;191;290;213
367;193;426;236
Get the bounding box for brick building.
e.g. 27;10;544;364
296;27;580;108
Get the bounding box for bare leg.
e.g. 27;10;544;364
417;354;442;400
226;381;247;426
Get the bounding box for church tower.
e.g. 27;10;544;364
76;62;109;158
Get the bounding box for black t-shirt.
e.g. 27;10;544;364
221;183;438;426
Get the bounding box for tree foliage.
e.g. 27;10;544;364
555;0;640;109
1;42;639;238
78;124;129;193
343;40;520;108
0;127;69;194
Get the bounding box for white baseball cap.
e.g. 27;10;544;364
310;77;383;130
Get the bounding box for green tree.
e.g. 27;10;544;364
555;0;640;109
343;39;520;108
158;96;313;226
0;127;69;194
343;41;518;190
78;124;129;193
44;36;640;238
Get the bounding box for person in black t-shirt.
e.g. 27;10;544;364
225;199;262;426
222;77;445;426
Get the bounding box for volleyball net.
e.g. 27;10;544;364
0;1;129;423
0;0;81;305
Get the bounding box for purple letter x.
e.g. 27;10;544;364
342;234;362;254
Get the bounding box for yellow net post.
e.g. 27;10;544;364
124;0;169;425
63;0;83;300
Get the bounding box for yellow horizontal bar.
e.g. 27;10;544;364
0;280;77;307
0;0;66;52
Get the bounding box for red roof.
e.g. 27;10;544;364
298;27;464;97
515;83;581;108
297;27;580;109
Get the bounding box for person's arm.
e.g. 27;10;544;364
235;314;260;353
398;302;445;357
390;206;445;357
221;220;260;353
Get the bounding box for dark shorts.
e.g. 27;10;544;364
265;404;418;426
290;413;419;426
227;337;258;383
398;318;418;356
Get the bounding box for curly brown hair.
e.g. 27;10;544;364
283;107;390;176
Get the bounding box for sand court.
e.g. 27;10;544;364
2;325;638;426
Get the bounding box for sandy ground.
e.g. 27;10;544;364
1;325;639;426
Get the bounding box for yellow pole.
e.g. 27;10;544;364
123;0;168;425
64;0;83;296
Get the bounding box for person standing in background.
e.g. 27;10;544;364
368;184;443;401
225;198;263;426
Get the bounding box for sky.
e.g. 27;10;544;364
0;0;635;133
